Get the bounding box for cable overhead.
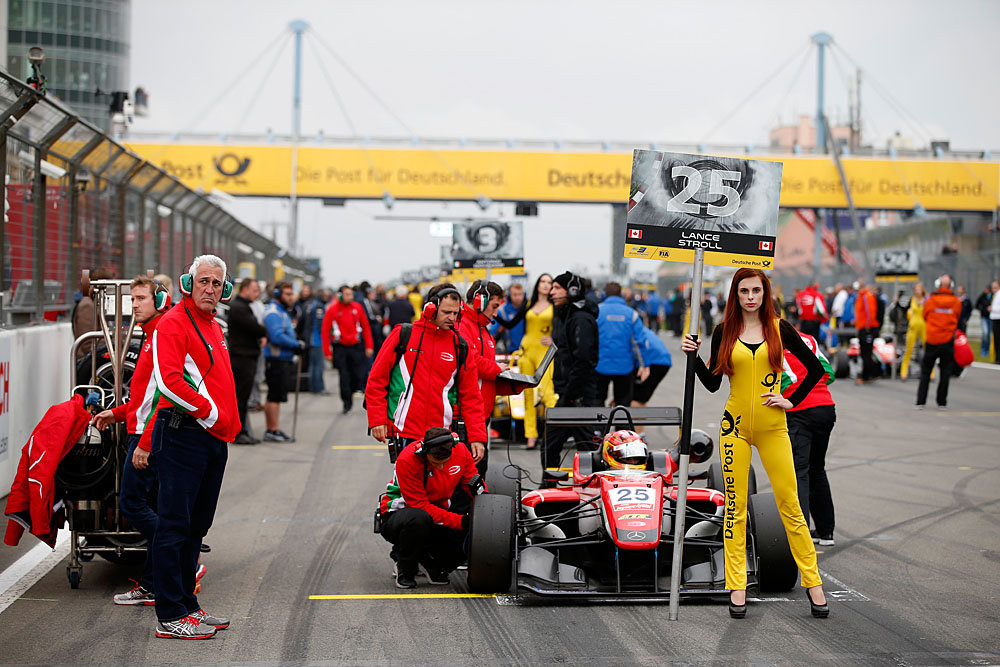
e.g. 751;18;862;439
307;37;387;189
700;40;812;143
768;46;813;131
235;33;292;132
832;43;935;143
179;28;291;133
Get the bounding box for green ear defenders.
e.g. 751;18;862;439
179;268;234;303
150;278;172;312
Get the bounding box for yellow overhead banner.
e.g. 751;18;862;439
126;144;999;211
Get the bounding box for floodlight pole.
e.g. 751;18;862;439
668;246;705;620
288;19;310;255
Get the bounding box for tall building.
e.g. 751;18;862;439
5;0;131;131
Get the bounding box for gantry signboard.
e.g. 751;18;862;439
874;249;920;282
625;150;783;269
125;143;1000;212
451;220;525;276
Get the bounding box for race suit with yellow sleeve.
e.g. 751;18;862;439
517;304;557;439
694;319;825;591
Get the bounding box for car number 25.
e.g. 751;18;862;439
611;487;652;505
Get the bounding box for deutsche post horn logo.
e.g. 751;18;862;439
213;153;251;184
720;409;741;438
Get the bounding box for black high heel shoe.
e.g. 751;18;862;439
806;588;829;618
729;593;747;619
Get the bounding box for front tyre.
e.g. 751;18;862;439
466;494;515;593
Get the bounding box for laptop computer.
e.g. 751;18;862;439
496;344;557;387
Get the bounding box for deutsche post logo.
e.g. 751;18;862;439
213;153;251;185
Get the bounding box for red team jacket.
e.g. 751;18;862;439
365;315;486;443
321;300;373;358
457;303;503;422
110;312;163;451
796;285;828;323
378;440;479;530
152;296;241;443
4;394;92;547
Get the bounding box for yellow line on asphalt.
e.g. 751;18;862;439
309;593;496;600
331;445;386;450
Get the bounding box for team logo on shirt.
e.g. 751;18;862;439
440;352;455;362
447;465;461;475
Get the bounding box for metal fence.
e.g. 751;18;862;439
1;68;319;326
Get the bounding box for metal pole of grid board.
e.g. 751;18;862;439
669;246;705;620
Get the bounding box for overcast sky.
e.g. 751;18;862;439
130;0;1000;286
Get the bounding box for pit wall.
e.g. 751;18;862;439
0;323;75;499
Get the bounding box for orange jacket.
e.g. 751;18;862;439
854;288;878;329
922;288;961;345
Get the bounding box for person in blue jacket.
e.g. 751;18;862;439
631;326;672;413
646;291;663;331
263;282;305;442
596;282;646;406
489;282;526;353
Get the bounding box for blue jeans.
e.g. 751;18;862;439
120;434;157;591
150;409;228;622
309;344;326;392
981;316;992;356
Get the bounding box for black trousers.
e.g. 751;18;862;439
858;327;878;380
916;341;954;407
542;421;600;474
787;405;836;536
332;342;366;410
799;319;821;339
231;354;258;437
380;507;466;577
596;373;634;407
993;319;1000;364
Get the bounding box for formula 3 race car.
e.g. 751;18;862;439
466;406;796;599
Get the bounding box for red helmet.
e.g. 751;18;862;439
602;430;648;471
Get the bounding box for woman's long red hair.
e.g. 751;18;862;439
713;268;783;376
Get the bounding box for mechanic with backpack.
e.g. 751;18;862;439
365;283;487;463
377;426;483;589
322;285;374;414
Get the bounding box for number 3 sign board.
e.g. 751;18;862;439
625;150;783;269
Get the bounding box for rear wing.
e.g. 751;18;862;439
545;406;681;429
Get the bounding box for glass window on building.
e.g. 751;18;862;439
70;4;81;32
83;5;94;33
96;8;107;37
7;56;25;80
56;2;68;30
96;62;108;90
9;0;25;29
39;1;55;30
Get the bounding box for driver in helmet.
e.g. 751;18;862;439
602;430;649;471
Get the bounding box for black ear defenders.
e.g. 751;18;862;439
414;431;460;457
179;266;234;303
471;281;489;312
567;274;583;300
423;286;462;320
151;278;172;312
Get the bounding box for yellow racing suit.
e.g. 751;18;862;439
899;298;925;380
694;319;825;591
517;305;557;439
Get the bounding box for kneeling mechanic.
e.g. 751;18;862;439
377;427;481;589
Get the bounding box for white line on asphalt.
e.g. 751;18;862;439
971;362;1000;371
0;529;70;615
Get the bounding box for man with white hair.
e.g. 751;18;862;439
150;254;240;639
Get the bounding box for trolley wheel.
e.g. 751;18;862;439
67;566;82;589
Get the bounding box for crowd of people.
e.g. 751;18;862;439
59;255;1000;631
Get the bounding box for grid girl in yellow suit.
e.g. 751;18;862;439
494;274;558;449
899;283;927;380
682;268;829;619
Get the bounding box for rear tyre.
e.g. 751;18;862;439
485;463;519;500
708;462;758;496
467;494;515;594
749;492;797;593
833;349;850;379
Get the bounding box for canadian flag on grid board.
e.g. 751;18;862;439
629;229;642;239
759;241;773;251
